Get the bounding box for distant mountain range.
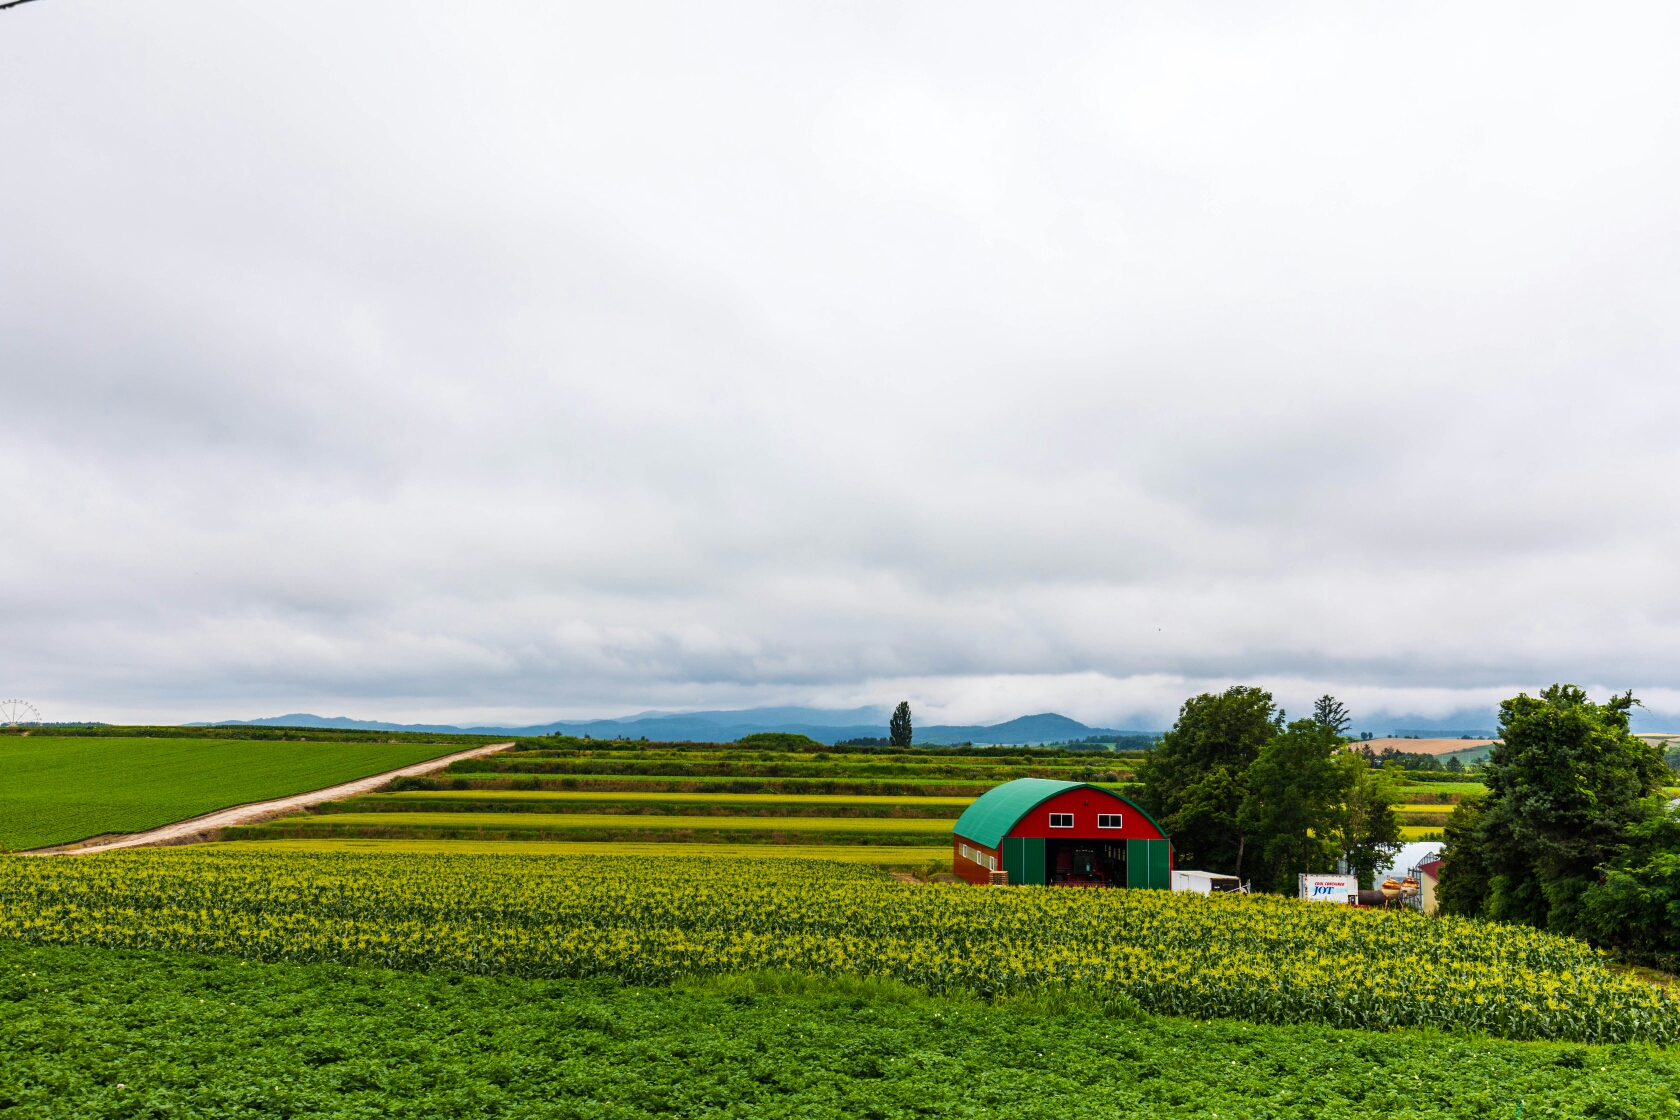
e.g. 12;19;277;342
195;706;1158;746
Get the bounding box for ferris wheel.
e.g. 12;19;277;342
0;699;41;727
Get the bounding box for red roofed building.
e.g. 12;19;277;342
951;777;1173;887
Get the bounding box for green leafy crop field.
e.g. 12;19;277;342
2;941;1669;1120
0;737;470;851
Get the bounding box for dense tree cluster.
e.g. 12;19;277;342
1135;687;1402;892
1436;685;1679;970
1360;746;1468;772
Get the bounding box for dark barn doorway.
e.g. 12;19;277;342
1046;840;1126;886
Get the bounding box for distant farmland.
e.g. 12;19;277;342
217;739;1475;851
1361;736;1495;756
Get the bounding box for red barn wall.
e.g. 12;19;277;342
952;841;1000;886
1003;787;1166;842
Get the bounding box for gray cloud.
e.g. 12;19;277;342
3;1;1679;728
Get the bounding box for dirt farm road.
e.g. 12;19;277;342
41;742;515;856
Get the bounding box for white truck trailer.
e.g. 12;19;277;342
1171;870;1242;894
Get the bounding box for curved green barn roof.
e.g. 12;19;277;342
952;777;1167;849
953;778;1076;849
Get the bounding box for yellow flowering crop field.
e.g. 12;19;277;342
1;849;1673;1045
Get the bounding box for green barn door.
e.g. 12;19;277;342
1127;840;1171;889
1024;838;1045;884
1125;840;1147;888
1001;838;1046;885
1150;839;1171;888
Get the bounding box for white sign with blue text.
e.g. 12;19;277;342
1298;873;1359;904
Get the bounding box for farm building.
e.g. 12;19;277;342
951;777;1173;887
1415;858;1442;915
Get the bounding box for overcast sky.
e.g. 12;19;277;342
3;2;1678;730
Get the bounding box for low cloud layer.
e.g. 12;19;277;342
3;3;1678;729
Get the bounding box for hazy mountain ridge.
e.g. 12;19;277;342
190;702;1680;743
195;707;1149;745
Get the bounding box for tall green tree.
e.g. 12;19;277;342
1441;685;1667;934
888;701;913;748
1334;755;1404;888
1312;694;1353;738
1435;796;1491;918
1238;719;1347;892
1136;686;1281;877
1577;796;1680;971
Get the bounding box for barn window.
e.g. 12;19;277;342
1098;814;1122;829
1048;813;1074;828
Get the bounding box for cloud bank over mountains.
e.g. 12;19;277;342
2;3;1678;730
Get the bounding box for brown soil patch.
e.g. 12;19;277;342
1362;737;1495;757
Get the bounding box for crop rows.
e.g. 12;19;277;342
268;812;955;832
320;791;971;818
226;811;954;845
215;838;956;861
378;790;978;805
1;849;1671;1044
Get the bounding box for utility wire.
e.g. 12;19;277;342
0;0;45;11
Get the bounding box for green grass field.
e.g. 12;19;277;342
1396;781;1487;796
0;736;473;851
